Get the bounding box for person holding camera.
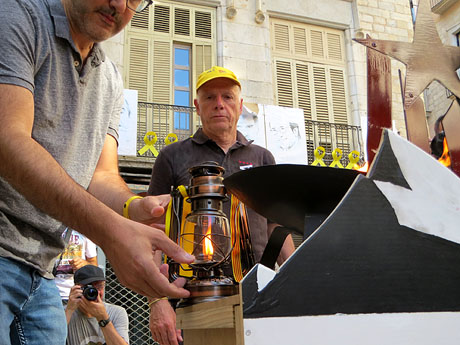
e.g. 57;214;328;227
66;265;129;345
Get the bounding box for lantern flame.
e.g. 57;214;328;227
204;223;214;257
438;137;451;167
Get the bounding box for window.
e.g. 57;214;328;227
174;45;191;130
124;1;215;142
271;18;352;160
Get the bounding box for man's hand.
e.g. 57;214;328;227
150;299;182;345
66;285;83;323
71;257;88;271
78;294;109;322
128;194;171;226
100;217;194;299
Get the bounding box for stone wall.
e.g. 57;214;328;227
103;0;419;136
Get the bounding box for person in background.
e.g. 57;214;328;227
147;66;296;345
0;0;193;343
66;265;129;345
54;229;98;304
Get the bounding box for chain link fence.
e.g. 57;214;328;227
105;261;157;345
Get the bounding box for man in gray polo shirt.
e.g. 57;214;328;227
147;66;296;345
0;0;193;344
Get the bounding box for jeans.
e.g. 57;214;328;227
0;257;67;345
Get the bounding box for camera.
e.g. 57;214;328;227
82;284;98;301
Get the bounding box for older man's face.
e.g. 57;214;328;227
194;78;243;138
63;0;135;43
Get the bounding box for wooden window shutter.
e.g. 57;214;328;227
295;62;312;120
310;30;324;59
154;4;170;33
152;40;171;104
130;6;150;30
195;11;212;39
329;68;348;124
273;23;290;53
275;59;294;107
195;44;213;80
312;65;329;123
127;37;150;138
293;27;307;57
127;37;150;102
327;32;343;61
174;7;190;36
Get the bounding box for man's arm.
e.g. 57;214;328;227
0;84;193;298
267;223;296;266
66;285;83;324
78;296;129;345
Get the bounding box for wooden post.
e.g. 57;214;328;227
366;38;392;165
176;292;244;345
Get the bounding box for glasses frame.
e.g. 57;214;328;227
126;0;153;13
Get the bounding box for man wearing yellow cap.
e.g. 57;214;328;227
147;66;295;345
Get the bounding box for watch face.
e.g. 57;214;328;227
98;319;110;327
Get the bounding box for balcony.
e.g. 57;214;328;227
431;0;459;14
119;102;365;187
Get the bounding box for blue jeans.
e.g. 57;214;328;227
0;257;67;345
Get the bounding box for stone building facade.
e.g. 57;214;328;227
103;0;459;154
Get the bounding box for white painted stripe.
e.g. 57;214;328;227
244;312;460;345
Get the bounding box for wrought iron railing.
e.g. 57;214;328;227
135;102;365;166
136;102;199;158
304;120;365;166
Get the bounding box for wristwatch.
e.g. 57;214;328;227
98;318;111;328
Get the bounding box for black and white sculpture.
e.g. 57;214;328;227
227;130;460;345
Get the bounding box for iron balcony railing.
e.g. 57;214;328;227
136;102;365;166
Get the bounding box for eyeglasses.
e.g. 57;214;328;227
126;0;153;13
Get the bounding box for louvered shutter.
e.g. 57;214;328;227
195;44;212;81
329;68;347;124
152;40;171;104
312;65;329;123
174;7;190;36
273;23;290;53
295;62;312;120
310;30;324;59
327;32;343;61
127;37;150;102
195;11;212;39
274;59;294;107
293;27;307;56
154;4;170;34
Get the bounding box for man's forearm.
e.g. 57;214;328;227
100;322;129;345
0;133;117;246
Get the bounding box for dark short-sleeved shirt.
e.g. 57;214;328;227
148;128;276;264
0;0;123;277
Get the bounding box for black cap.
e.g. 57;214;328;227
74;265;106;285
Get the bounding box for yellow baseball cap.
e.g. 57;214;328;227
196;66;241;91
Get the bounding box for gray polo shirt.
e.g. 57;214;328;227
0;0;123;277
148;128;276;264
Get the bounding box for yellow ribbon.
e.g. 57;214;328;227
177;185;193;277
164;133;178;145
311;146;326;166
138;131;159;156
345;151;360;169
329;148;344;168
